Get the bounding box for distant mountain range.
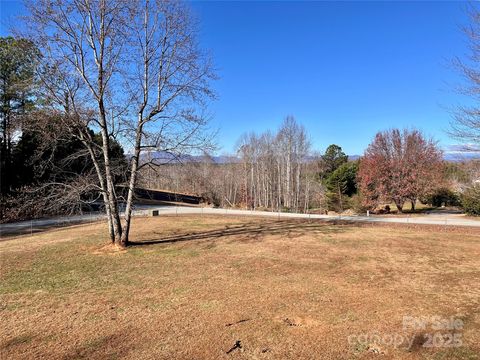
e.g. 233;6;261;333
138;151;239;164
347;153;480;162
443;152;480;161
138;151;480;164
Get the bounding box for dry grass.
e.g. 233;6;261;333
1;215;479;359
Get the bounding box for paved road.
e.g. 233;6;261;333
0;205;161;237
2;206;480;237
154;207;480;227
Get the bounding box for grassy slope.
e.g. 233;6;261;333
1;216;479;359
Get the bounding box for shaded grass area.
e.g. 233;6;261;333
1;215;480;359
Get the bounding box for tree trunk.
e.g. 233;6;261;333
97;100;123;246
338;182;343;212
120;115;144;247
81;134;116;243
395;201;403;213
1;99;10;195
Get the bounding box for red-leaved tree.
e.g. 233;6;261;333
357;129;443;212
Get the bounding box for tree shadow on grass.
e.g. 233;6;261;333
130;219;356;247
61;329;135;360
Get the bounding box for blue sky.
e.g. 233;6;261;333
1;1;470;155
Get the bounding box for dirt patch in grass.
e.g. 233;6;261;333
1;215;479;359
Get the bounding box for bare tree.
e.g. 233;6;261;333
234;117;313;212
451;5;480;148
22;0;215;247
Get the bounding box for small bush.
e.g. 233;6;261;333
351;193;368;214
200;191;221;207
0;191;47;223
423;188;460;207
461;186;480;215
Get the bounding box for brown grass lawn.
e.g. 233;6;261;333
1;216;479;359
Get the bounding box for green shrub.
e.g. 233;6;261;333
461;186;480;215
423;188;460;207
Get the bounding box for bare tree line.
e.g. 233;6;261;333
139;117;327;212
237;117;313;212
